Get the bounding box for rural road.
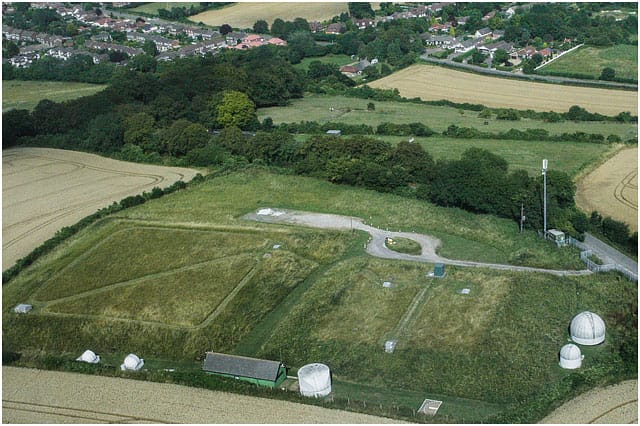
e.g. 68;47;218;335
244;209;591;276
2;148;200;271
583;233;638;274
2;367;403;424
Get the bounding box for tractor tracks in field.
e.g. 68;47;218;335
613;170;638;211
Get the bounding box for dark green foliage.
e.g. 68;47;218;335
3;109;34;148
82;112;124;153
253;19;269;34
348;2;374;19
599;67;616;81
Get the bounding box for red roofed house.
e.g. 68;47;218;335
267;37;286;46
340;65;357;74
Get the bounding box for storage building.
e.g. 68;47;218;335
203;352;287;388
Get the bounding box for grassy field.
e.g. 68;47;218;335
189;3;349;29
539;45;638;82
2;80;107;112
3;169;636;422
129;2;203;14
257;94;638;140
367;64;638;115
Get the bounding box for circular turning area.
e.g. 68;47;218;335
298;363;331;398
559;344;583;369
570;311;606;346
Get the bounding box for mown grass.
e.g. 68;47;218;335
2;80;107;112
258;94;638;139
539;44;638;82
385;237;422;255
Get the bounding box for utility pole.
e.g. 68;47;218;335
542;159;548;238
520;203;525;233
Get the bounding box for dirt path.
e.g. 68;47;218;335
244;209;591;276
576;147;638;232
540;380;637;424
2;148;200;270
2;367;403;424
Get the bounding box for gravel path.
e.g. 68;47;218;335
540;380;637;424
244;209;591;276
2;367;404;424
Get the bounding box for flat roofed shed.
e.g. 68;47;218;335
203;352;286;387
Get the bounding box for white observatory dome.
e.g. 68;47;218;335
570;311;605;345
76;349;100;364
559;344;583;369
298;363;331;398
120;354;144;371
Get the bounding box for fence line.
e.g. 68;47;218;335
576;247;638;282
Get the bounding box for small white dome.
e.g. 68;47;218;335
121;354;144;371
559;344;583;369
570;311;605;345
76;349;100;364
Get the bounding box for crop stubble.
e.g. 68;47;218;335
368;65;638;116
575;147;638;232
2;148;200;271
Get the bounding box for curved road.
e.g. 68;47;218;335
245;209;591;276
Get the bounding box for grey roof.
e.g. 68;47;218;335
203;352;282;381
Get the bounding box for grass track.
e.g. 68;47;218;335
2;80;107;112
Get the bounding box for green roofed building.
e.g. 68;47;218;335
202;352;287;388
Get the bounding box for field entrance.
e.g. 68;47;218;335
575;146;638;232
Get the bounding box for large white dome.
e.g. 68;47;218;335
298;363;331;398
121;354;144;371
570;311;605;345
76;349;100;364
559;344;583;369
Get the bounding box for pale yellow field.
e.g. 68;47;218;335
368;65;638;116
575;147;638;232
2;148;200;271
189;2;349;28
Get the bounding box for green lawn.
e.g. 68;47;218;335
539;44;638;81
294;54;354;71
129;2;203;14
2;80;107;112
3;169;635;423
257;94;638;140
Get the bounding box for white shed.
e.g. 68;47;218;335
570;311;605;345
14;304;32;314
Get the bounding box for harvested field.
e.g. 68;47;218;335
540;380;637;424
2;148;199;271
367;64;638;115
2;367;402;424
575;147;638;232
189;3;349;29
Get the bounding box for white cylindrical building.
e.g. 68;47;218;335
298;363;331;397
570;311;606;345
120;354;144;371
76;349;100;364
559;344;583;369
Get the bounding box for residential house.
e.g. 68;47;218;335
411;5;429;17
354;59;371;72
325;23;346;35
225;31;245;46
20;44;47;55
85;41;144;57
47;46;75;61
455;38;483;53
422;34;457;48
505;7;517;19
516;46;538;60
492;29;505;40
309;21;324;33
339;64;357;75
474;27;492;39
479;41;514;56
92;31;112;42
482;10;496;21
9;54;38;68
539;47;553;58
456;16;469;26
36;33;64;47
266;37;286;46
354;18;375;30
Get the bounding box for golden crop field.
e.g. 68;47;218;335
575;147;638;232
368;65;638;116
189;2;349;28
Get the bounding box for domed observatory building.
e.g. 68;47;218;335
298;363;331;398
559;344;583;369
76;349;100;364
570;311;606;345
120;354;144;371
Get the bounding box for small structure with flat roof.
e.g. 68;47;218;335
203;352;287;388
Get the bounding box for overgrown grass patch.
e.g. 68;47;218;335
539;45;638;82
385;237;422;255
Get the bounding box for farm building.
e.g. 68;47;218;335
203;352;287;388
570;311;606;345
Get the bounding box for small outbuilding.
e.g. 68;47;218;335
120;353;144;371
570;311;606;346
384;340;398;353
559;344;583;369
326;129;341;136
298;363;331;397
547;229;567;246
76;350;100;364
433;263;445;277
13;304;32;314
203;352;286;388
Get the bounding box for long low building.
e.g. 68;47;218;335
202;352;287;388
